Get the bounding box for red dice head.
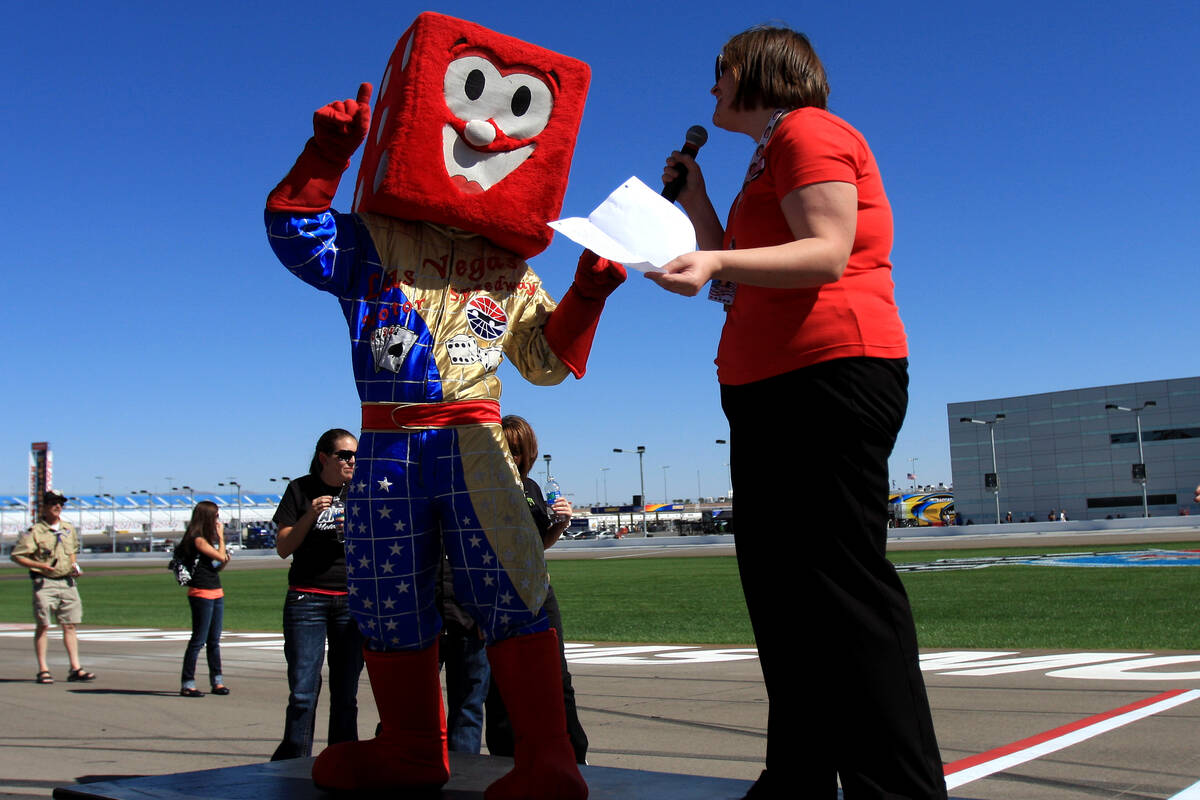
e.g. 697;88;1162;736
353;12;592;259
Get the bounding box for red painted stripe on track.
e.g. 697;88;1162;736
944;688;1188;775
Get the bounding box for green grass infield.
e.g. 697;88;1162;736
1;541;1196;650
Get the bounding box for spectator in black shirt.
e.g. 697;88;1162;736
270;428;365;760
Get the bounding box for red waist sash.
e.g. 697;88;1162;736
361;399;501;430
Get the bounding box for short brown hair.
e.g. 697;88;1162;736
721;25;829;112
501;415;538;479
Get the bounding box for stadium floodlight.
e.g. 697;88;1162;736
960;414;1006;524
1105;401;1156;518
218;480;244;546
715;439;731;501
612;446;647;535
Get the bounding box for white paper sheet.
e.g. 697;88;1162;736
548;177;697;273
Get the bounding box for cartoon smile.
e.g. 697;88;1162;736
442;125;535;194
442;54;554;194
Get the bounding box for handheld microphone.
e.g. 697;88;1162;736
661;125;708;203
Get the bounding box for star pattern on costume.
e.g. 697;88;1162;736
397;580;410;593
500;613;512;626
382;596;396;610
394;520;406;532
348;585;359;595
355;481;367;493
378;506;392;519
388;542;403;555
358;522;367;534
468;534;482;548
499;591;513;605
350;504;360;516
461;515;473;527
385;619;398;631
345;541;356;554
363;598;374;610
481;553;493;565
381;560;395;574
377;476;393;492
358;556;371;569
482;574;495;587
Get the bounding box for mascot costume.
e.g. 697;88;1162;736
265;12;622;798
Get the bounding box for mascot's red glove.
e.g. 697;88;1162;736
267;83;373;213
544;250;626;378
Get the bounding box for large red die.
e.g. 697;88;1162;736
353;12;591;259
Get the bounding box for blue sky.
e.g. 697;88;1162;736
3;1;1197;505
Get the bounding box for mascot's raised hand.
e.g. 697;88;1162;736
267;82;373;214
313;82;373;166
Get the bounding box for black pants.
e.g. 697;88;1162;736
721;358;946;799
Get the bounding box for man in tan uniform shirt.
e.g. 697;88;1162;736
10;490;96;683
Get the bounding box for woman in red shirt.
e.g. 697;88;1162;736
650;26;945;799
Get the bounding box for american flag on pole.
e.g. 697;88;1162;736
906;473;916;481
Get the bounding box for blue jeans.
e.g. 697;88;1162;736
441;627;490;753
181;595;223;690
271;590;365;760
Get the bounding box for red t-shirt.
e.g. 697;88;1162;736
716;108;907;386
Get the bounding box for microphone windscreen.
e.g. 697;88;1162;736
685;125;708;148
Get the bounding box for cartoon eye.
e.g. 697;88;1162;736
444;55;553;140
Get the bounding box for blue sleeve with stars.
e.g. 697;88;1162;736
265;209;363;297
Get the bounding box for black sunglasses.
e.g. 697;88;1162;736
332;449;357;462
715;53;728;83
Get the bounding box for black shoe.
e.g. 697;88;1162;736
211;685;230;695
742;770;775;799
180;688;204;698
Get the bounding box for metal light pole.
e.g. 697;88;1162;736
661;465;670;504
1106;401;1156;518
163;477;175;530
543;453;552;483
101;493;116;553
219;480;243;546
175;489;190;525
599;467;609;505
613;446;647;535
960;414;1006;524
134;490;155;549
715;439;732;500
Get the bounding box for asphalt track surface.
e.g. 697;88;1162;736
2;531;1199;799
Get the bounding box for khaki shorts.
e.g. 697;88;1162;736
32;577;82;626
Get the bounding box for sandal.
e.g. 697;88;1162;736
180;688;204;698
67;668;96;682
35;671;54;685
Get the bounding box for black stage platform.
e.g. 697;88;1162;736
52;753;756;799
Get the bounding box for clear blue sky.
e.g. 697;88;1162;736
4;1;1197;505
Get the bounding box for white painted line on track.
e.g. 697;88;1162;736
943;689;1200;789
1170;778;1200;798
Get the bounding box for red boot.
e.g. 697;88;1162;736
486;629;587;800
311;644;449;792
